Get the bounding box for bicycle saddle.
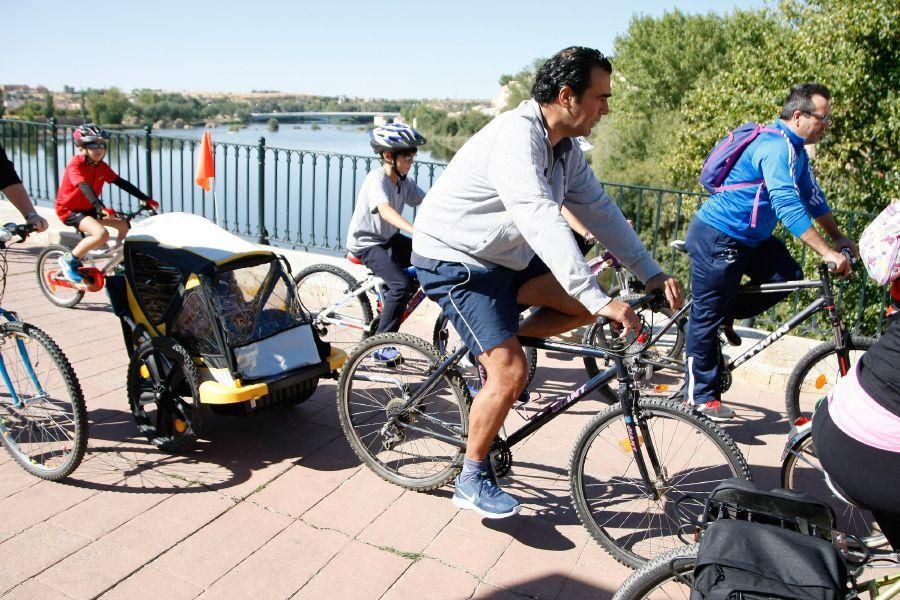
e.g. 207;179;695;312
670;239;687;254
346;253;362;265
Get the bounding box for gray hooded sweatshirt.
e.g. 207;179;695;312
411;99;662;314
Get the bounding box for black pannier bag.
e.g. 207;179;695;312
691;479;849;600
691;519;848;599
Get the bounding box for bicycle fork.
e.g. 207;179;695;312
617;363;667;500
0;334;47;407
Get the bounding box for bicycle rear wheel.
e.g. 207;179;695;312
612;543;698;600
582;310;686;399
569;397;750;567
784;336;874;423
781;431;886;548
0;321;87;480
337;332;469;491
36;245;85;308
293;264;373;354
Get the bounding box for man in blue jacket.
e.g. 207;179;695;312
684;83;854;421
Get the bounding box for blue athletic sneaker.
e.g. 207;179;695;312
372;347;403;366
57;252;83;284
452;472;520;519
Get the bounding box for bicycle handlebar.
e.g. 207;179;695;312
0;223;37;248
824;248;857;277
121;207;157;222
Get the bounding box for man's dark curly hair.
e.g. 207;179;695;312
531;46;612;104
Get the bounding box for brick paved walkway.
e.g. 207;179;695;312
1;217;797;600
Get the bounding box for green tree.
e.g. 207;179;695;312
43;91;55;119
85;87;129;124
0;89;4;119
665;0;899;335
498;58;545;112
591;9;789;185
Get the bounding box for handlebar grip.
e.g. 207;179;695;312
840;247;857;265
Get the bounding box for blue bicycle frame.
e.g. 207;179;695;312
0;307;46;408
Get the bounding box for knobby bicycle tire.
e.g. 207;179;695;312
784;336;875;423
431;313;538;390
127;337;204;453
780;430;887;548
569;397;750;567
36;245;85;308
293;263;373;354
611;543;698;600
337;332;470;491
0;321;87;480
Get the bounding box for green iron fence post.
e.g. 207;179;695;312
257;136;269;244
49;117;59;199
144;124;153;200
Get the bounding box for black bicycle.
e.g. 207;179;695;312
335;291;751;567
583;245;873;422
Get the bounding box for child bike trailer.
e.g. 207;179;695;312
105;212;346;452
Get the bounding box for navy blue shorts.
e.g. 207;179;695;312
414;254;550;356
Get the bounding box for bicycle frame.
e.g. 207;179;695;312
0;293;46;408
45;208;147;292
318;265;427;334
356;329;670;500
628;262;850;378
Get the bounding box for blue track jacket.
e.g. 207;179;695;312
696;120;831;246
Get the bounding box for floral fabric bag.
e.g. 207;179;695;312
859;201;900;285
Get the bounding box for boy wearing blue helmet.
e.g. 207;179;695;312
346;123;427;362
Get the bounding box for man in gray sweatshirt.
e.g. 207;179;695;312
412;46;682;519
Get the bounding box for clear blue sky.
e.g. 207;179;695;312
5;0;768;99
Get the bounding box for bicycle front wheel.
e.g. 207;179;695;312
293;264;373;354
569;398;750;567
36;245;85;308
781;431;886;548
611;543;698;600
0;321;87;480
784;336;874;423
337;332;469;491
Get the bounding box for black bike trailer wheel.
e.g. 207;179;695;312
127;337;204;453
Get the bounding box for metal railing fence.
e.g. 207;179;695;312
1;118;887;335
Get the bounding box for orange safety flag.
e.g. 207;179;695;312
195;131;215;192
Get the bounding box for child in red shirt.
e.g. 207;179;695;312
54;124;158;283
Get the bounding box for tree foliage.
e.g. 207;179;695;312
592;9;789;185
401;104;491;160
667;0;899;215
85;87;129;125
498;58;546;112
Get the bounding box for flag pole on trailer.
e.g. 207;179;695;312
195;131;219;225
